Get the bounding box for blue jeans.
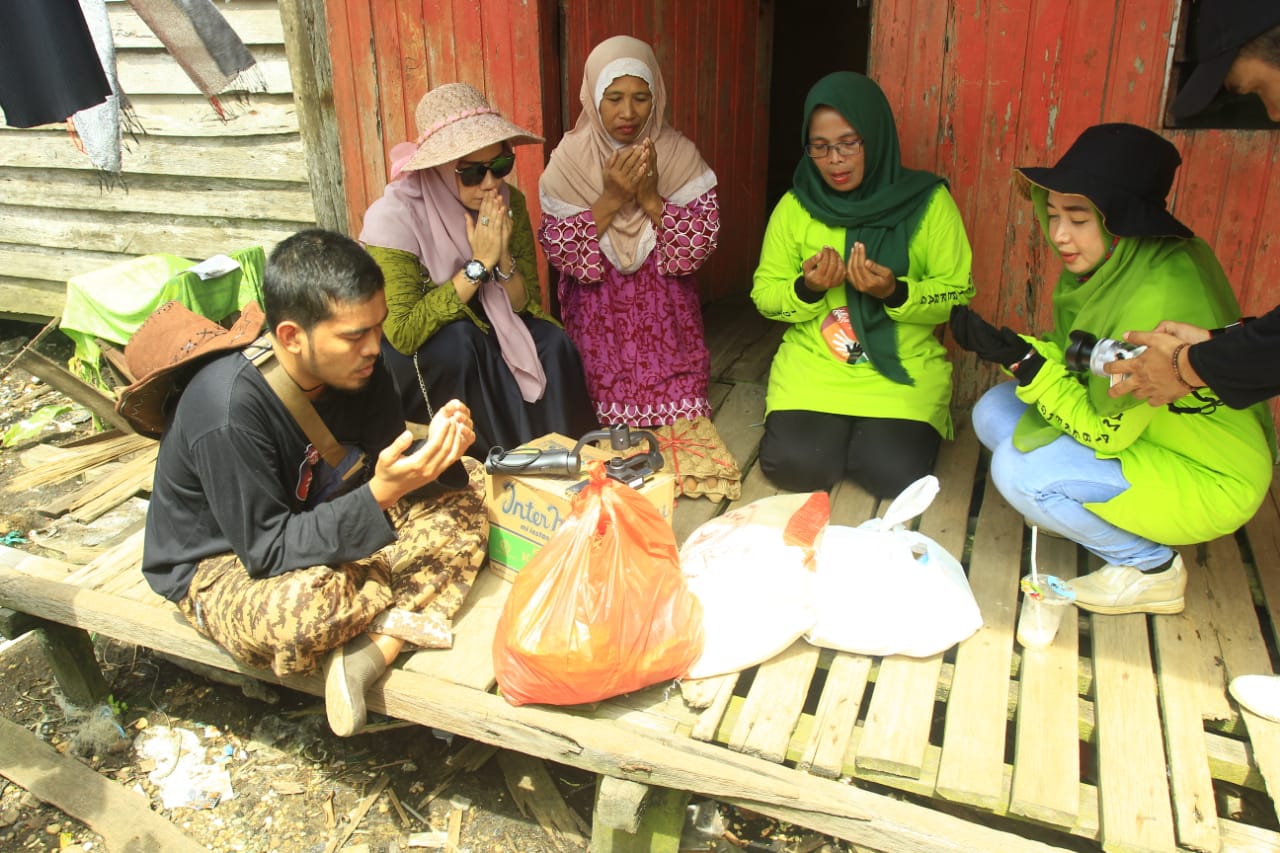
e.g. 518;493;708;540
972;382;1174;570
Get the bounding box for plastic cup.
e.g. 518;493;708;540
1016;574;1074;649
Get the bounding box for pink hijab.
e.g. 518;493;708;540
539;36;716;274
360;146;547;402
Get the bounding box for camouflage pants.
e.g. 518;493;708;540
177;459;488;677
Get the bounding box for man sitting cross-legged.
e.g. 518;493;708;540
141;229;487;736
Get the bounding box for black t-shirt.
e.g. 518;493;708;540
1189;305;1280;409
142;351;405;602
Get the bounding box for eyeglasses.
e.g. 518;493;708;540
455;152;516;186
804;140;865;159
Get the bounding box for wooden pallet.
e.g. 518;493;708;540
3;294;1280;852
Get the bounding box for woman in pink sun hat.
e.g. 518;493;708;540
361;83;595;456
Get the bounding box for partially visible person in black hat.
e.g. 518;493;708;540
1099;0;1280;723
950;122;1275;617
1103;0;1280;409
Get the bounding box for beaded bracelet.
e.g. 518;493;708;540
1170;343;1203;391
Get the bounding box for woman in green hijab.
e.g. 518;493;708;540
952;123;1274;617
751;71;974;497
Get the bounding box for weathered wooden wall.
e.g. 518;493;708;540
324;0;558;276
0;0;317;322
872;0;1280;409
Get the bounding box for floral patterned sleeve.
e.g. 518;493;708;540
538;211;607;283
654;188;719;277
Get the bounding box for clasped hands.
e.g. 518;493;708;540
602;138;661;217
370;400;475;508
464;192;513;270
803;243;896;299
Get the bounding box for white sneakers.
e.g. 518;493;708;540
1230;675;1280;723
1067;554;1186;615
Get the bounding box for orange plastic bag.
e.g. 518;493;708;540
493;461;704;706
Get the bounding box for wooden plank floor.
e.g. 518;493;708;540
675;294;1280;852
4;292;1280;852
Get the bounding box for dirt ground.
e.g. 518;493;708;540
0;320;848;853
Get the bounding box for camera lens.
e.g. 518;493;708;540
1064;330;1097;373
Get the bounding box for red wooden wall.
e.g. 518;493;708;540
323;0;559;303
560;3;775;301
871;0;1280;407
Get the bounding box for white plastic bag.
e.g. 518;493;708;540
679;492;827;679
805;476;981;658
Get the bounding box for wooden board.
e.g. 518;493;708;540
0;131;310;182
108;1;285;48
0;564;1092;853
1198;535;1273;683
1009;536;1080;827
935;482;1021;809
852;425;979;780
0;206;301;261
855;653;943;779
796;652;873;777
726;639;821;763
1154;598;1225;853
1182;555;1235;722
0;170;314;222
1245;484;1280;658
1091;613;1177;853
1238;712;1280;827
401;568;510;690
688;674;739;742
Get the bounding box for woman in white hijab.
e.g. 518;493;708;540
539;36;740;498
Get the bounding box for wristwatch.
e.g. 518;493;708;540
462;259;490;284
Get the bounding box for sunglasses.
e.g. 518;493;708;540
455;152;516;187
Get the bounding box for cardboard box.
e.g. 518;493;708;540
486;432;675;581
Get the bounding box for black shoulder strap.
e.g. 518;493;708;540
245;337;366;483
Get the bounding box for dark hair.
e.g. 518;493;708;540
1240;23;1280;68
263;230;384;332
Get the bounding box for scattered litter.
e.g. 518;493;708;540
134;725;235;809
397;829;449;848
681;799;727;851
1;404;73;448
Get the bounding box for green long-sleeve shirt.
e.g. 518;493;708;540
368;188;556;356
752;186;974;438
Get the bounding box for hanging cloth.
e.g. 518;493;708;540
126;0;263;116
71;0;143;183
0;0;111;128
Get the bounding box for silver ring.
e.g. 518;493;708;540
646;170;654;177
479;216;490;226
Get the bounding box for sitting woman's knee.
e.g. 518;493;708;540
759;439;839;492
848;445;937;499
972;381;1023;449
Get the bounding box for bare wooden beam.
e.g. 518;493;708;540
0;716;207;853
278;0;347;233
10;346;134;434
0;566;1075;853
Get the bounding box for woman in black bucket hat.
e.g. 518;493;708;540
950;122;1275;617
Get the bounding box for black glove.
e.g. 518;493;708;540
949;305;1032;366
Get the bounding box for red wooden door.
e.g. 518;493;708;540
561;2;775;301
